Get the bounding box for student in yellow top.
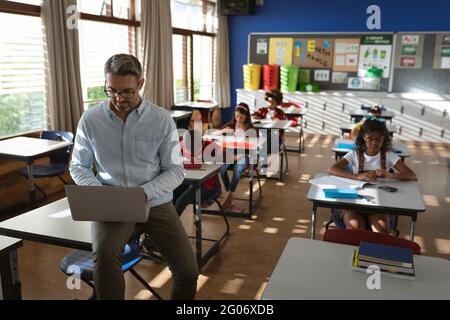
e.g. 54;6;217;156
329;118;417;233
350;105;383;140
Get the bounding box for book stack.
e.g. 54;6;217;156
352;241;415;280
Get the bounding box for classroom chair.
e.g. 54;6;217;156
20;130;74;200
281;102;305;153
323;228;421;255
60;236;163;300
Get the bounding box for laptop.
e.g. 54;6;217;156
65;185;150;222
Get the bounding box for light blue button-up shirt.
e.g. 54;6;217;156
69;99;184;207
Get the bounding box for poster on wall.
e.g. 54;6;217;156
348;77;380;90
332;72;348;84
256;39;268;55
268;38;293;65
314;69;330;82
358;35;392;78
292;38;334;69
333;38;360;72
395;34;424;69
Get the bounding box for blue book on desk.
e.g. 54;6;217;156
358;241;413;268
336;142;355;150
323;188;358;199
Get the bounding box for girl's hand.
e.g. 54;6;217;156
375;169;387;178
356;171;377;181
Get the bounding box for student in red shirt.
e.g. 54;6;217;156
173;129;221;215
252;89;287;121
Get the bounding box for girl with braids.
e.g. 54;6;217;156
329;118;417;233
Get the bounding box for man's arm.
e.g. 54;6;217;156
140;119;184;201
69;115;103;186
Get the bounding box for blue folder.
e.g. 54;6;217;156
336;143;355;150
323;188;358;199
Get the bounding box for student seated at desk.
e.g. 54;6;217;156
173;130;221;214
350;105;382;139
216;103;254;211
252;89;287;121
189;109;209;134
329;118;417;234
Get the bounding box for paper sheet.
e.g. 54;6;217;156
309;175;374;189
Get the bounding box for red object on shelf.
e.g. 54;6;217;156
263;64;279;91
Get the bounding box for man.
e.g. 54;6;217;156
70;54;198;300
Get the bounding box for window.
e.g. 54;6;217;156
193;35;214;101
78;20;137;109
171;0;217;103
77;0;140;109
78;0;134;19
173;34;191;102
0;12;46;137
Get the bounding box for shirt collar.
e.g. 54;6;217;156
103;97;146;119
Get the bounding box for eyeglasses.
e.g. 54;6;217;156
104;81;138;99
364;115;386;123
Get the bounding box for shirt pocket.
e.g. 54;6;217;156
135;135;162;163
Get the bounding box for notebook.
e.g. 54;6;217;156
358;241;414;268
183;162;202;169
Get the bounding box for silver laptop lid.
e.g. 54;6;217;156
65;185;149;222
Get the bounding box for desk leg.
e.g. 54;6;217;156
0;250;21;300
26;162;36;206
299;116;304;153
310;203;317;240
194;186;203;269
409;214;417;241
249;165;254;217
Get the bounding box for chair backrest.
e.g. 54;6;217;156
323;228;421;255
40;130;74;164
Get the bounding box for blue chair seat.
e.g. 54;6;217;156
20;164;68;178
19;130;74;201
60;239;162;300
60;241;141;282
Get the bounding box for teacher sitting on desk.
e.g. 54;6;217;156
252;89;287;121
69;54;198;300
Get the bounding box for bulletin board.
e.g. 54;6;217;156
249;32;393;92
249;32;450;94
393;33;450;94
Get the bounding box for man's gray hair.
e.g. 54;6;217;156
104;54;143;79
